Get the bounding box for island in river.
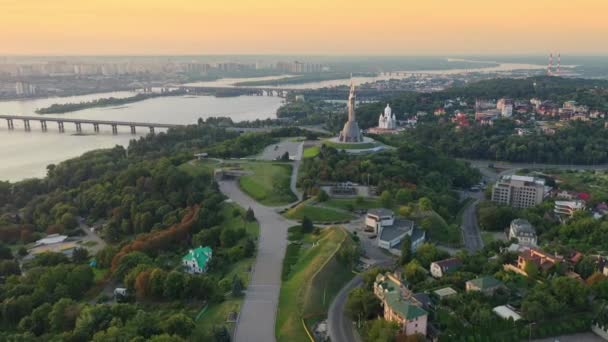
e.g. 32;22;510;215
35;89;186;114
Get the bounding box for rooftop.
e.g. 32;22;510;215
432;258;463;271
384;290;428;320
379;219;415;242
467;276;502;290
368;208;394;218
493;305;522;321
434;287;457;298
182;246;212;268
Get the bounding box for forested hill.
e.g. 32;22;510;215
352;76;608;129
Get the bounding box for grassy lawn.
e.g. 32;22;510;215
276;227;354;342
179;159;220;177
303;146;320;159
193;298;241;337
323;197;382;211
284;203;354;223
221;203;260;237
239;162;296;206
322;140;379;150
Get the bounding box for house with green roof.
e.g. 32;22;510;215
466;276;503;295
182;246;212;274
373;272;428;336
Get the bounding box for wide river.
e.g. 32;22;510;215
0;93;284;182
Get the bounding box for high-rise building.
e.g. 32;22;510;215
491;175;545;208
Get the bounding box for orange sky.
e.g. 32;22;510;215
1;0;607;55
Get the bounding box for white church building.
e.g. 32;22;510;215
378;104;397;129
368;104;401;134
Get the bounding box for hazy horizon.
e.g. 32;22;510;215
2;0;608;55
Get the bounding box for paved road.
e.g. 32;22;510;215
219;180;297;342
290;142;304;201
258;140;302;161
327;275;364;342
461;197;484;252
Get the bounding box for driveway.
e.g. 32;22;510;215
219;180;297;342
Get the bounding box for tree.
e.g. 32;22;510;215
380;191;393;208
72;247;90;263
418;197;433;211
163;313;195;338
404;260;426;284
301;216;314;234
366;319;399;342
49;298;80;332
163;271;186;299
245;207;255;222
346;288;381;321
317;190;329;202
524;262;539;279
0;243;13;259
395;189;413;205
399;235;413;265
231;275;244;297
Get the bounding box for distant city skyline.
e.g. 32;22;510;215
2;0;608;55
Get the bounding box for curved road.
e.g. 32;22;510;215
327;275;364;342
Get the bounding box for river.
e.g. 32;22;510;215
182;61;547;90
0;93;284;182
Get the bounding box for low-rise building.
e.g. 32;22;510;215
493;305;522;321
516;248;563;274
554;200;586;218
508;219;537;246
374;273;428;336
433;287;458;300
366;208;395;233
465;276;503;295
182;246;212;274
367;208;425;252
430;258;462;278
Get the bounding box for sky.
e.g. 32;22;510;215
1;0;607;55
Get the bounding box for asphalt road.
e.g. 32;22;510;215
219;180;297;342
461;198;484;252
258;140;302;161
327;275;364;342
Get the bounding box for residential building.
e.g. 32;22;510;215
491;175;546;209
182;246;212;274
374;273;428;336
508;219;537;246
433;287;458;300
465;276;503;295
430;258;463;278
493;305;522;321
554;200;586;218
516;248;563;274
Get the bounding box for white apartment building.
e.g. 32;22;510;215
491;175;546;209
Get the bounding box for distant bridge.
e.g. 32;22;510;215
0;115;183;135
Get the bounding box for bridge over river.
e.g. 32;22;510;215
0;115;182;135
